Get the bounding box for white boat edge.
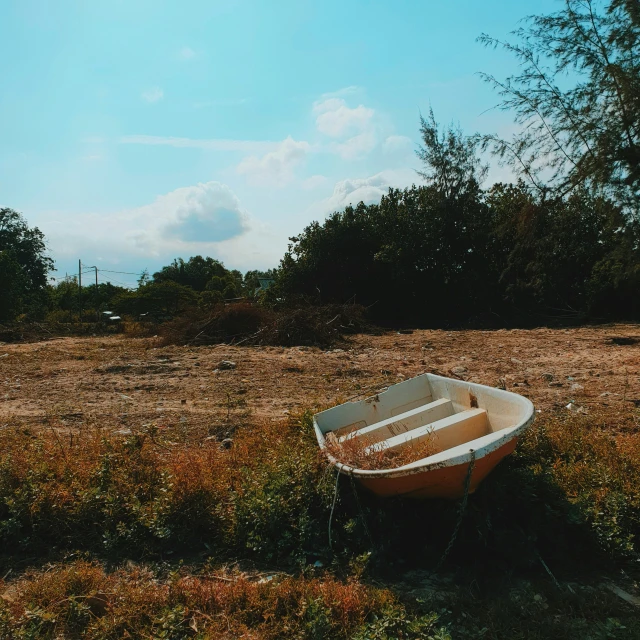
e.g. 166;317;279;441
313;373;536;479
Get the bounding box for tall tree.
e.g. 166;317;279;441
416;108;487;198
0;208;53;321
479;0;640;212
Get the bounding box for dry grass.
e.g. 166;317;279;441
1;404;640;637
324;429;437;470
0;560;410;639
2;327;640;637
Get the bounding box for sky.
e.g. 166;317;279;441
0;0;559;287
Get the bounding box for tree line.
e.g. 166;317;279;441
1;0;638;329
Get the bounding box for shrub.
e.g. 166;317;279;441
159;302;372;348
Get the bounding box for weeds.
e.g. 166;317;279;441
1;404;640;637
0;560;428;639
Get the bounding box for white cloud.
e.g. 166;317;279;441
141;87;164;103
236;136;310;187
44;182;250;265
331;131;377;160
302;175;328;190
383;135;414;154
318;169;421;214
160;182;249;242
119;135;276;154
313;98;374;138
178;46;196;60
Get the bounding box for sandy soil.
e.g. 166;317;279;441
1;325;639;432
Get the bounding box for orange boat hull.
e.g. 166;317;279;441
355;438;517;499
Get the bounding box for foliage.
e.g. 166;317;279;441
416;108;487;199
0;208;53;322
486;182;640;319
152;255;247;298
113;281;198;320
152;256;229;291
244;268;277;288
46;278;128;320
353;608;451;640
479;0;640;211
270;176;640;325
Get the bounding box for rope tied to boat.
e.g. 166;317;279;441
328;468;341;550
434;449;476;572
328;469;375;551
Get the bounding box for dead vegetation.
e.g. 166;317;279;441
159;302;373;348
324;429;437;470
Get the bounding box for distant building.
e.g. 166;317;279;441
255;278;275;294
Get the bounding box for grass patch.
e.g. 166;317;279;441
0;560;445;639
1;406;639;637
0;408;639;568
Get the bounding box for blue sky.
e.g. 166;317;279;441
0;0;558;287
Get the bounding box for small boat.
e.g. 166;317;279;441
314;373;535;499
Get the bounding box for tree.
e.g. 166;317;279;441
479;0;640;211
113;281;197;320
153;256;227;291
485;182;637;318
0;208;53;321
416;109;487;199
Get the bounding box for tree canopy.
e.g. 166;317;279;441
479;0;640;212
0;208;53;322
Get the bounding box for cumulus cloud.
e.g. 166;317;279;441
331;131;377;160
44;182;250;268
317;169;421;214
313;98;374;138
236;136;310;187
178;46;196;60
141;87;164;103
160;182;248;242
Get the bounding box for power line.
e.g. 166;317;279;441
97;273;135;288
99;269;143;276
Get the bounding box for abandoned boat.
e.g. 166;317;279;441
314;373;535;499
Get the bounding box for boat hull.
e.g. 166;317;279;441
313;372;535;500
355;438;517;499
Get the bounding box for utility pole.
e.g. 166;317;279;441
93;267;99;321
78;259;82;323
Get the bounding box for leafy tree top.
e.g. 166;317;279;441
479;0;640;213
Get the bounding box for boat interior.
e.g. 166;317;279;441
315;373;533;469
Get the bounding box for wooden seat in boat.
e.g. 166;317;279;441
364;408;490;456
338;397;454;445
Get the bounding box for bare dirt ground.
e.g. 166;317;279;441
1;324;639;434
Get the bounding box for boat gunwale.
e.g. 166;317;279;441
313;373;535;479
